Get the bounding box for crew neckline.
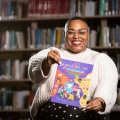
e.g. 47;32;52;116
61;48;92;57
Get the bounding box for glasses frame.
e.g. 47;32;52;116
66;29;89;38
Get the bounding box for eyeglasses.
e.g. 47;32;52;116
66;29;88;38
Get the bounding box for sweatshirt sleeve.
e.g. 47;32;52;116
94;53;118;114
28;48;51;85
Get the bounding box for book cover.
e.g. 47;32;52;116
51;58;93;108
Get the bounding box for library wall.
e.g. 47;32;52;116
0;0;120;120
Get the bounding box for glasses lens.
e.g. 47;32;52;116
67;31;75;38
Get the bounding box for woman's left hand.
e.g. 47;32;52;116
84;97;105;112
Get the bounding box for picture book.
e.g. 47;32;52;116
51;58;94;108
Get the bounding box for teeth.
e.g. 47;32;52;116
72;41;81;44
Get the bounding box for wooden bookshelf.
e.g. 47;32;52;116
0;0;120;119
0;79;32;90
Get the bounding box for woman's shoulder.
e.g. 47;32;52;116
89;49;114;64
89;48;110;59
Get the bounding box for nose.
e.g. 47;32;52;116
73;32;79;38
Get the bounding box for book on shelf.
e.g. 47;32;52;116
46;28;52;48
16;31;25;49
12;59;20;80
0;87;34;110
76;0;82;16
0;88;13;110
0;0;9;19
28;0;37;17
42;28;47;49
85;0;94;16
0;60;6;80
12;90;29;109
104;0;109;16
51;58;93;108
56;28;63;48
20;61;29;79
89;29;97;47
99;20;111;47
108;0;112;15
34;29;43;49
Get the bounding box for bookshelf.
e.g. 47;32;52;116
0;0;120;120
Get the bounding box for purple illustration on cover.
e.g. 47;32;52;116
51;58;93;108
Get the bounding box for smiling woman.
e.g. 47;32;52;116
28;16;118;120
64;18;89;53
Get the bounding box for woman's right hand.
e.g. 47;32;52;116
47;49;61;66
42;49;61;76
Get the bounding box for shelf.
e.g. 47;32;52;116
0;79;32;90
0;79;31;83
0;47;119;60
0;109;29;112
91;46;120;50
0;49;42;53
0;47;120;52
0;49;40;59
0;15;120;22
0;16;120;29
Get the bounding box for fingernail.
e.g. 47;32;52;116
59;61;62;65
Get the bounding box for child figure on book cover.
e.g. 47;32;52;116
28;16;118;120
51;58;93;108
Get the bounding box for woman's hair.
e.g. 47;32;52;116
64;16;88;31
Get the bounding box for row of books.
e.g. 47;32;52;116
0;24;120;51
99;0;120;16
88;20;120;47
81;0;120;16
0;0;120;20
0;26;65;50
0;0;69;19
0;60;28;80
0;88;35;110
27;22;65;49
0;0;28;20
0;30;26;50
28;0;120;17
0;53;119;81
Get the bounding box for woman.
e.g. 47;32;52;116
28;16;118;120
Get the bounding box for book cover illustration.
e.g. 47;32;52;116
51;58;93;108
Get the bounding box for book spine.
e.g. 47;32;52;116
99;0;105;16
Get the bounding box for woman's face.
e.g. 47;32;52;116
65;20;89;53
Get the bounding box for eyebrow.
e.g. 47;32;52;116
67;28;87;31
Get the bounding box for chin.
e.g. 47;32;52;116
73;48;86;53
69;49;82;54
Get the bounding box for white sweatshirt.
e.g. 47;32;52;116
28;47;118;119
